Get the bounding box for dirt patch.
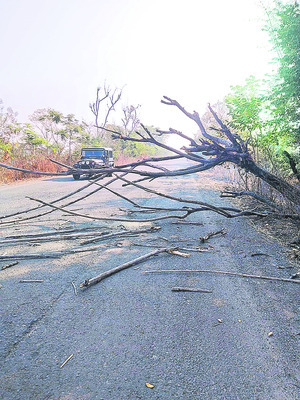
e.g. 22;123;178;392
224;193;299;269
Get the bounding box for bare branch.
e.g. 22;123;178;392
103;88;122;128
161;96;232;147
156;127;198;148
220;190;282;211
143;269;300;284
0;172;130;225
79;248;169;288
27;195;196;222
0;162;69;176
114;174;232;217
208;103;242;150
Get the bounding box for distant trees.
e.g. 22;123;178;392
0;83;162;182
0;100;22;157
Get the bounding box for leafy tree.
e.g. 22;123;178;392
0;100;23;159
22;125;50;155
60;114;85;162
30;109;65;154
225;76;264;139
225;1;300;179
263;0;300;140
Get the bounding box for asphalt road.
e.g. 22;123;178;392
0;162;299;400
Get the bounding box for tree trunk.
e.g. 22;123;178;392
244;160;300;206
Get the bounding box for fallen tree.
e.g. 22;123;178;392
1;96;299;294
99;97;300;206
0;96;299;227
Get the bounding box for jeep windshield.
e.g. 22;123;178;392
81;149;106;159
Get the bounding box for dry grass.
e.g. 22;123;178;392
0;153;147;184
0;155;65;184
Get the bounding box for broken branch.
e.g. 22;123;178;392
1;261;19;270
60;354;74;368
199;229;227;243
80;248;169;288
143;269;300;284
80;227;160;245
171;287;212;293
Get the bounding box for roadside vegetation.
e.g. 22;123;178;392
219;1;299;208
0;90;160;183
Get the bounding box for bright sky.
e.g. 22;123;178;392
0;0;275;135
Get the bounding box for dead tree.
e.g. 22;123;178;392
89;85;122;139
121;104;141;136
0;96;299;226
95;96;300;207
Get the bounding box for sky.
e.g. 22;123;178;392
0;0;276;136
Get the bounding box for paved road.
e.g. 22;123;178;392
0;163;299;400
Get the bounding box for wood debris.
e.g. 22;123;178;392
171;221;204;226
168;249;190;257
80;248;169;289
80;226;160;246
251;253;270;257
71;281;77;296
1;261;19;270
143;269;300;284
145;382;155;389
60;354;74;368
199;229;227;243
171;287;212;293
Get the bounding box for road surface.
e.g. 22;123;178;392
0;161;299;400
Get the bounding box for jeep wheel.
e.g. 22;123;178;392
108;163;114;177
73;174;80;180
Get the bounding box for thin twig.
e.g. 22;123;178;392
220;190;282;211
171;287;212;293
71;281;77;296
199;229;226;243
80;227;160;245
28;196;196;223
1;261;19;270
0;246;107;261
0;162;68;176
143;269;300;284
171;221;204;226
0;172;130;225
60;354;74;368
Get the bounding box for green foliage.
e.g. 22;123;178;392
264;0;300;140
225;76;264;138
225;1;300;176
23;126;49;148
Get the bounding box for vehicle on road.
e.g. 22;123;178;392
72;147;114;180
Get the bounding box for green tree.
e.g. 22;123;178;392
0;100;23;158
60;114;85;162
22;125;50;155
30;109;65;154
264;0;300;140
225;1;300;179
225;76;264;140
